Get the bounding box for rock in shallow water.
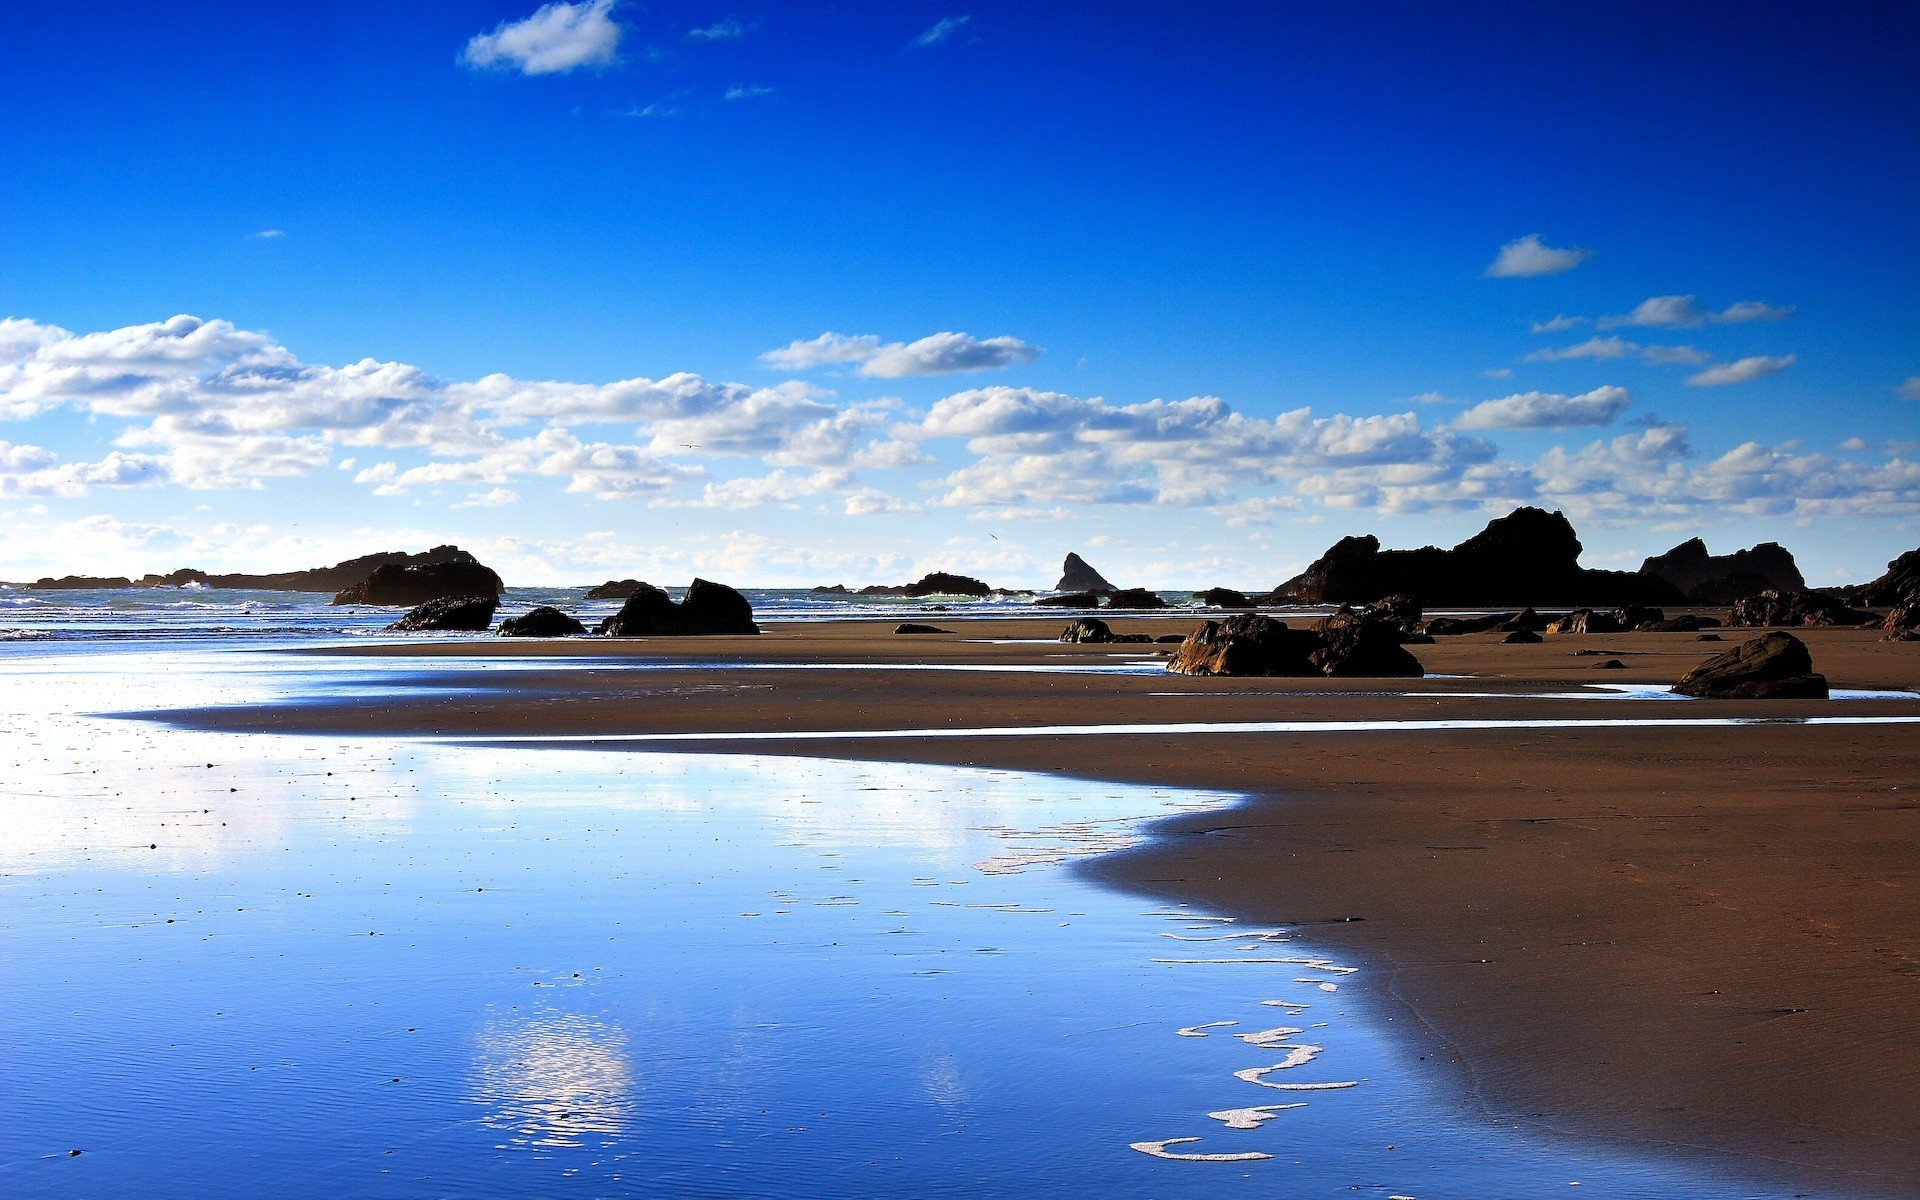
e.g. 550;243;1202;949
1672;631;1829;699
498;606;586;637
387;595;497;632
598;579;759;636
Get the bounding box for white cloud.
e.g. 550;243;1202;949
1482;367;1514;379
911;16;972;48
686;17;748;40
461;0;620;76
724;84;775;101
762;330;1041;377
1640;344;1712;366
844;488;919;516
1686;354;1795;387
1455;386;1631;430
1598;295;1795;329
456;488;521;508
0;442;168;498
1484;234;1591;279
1524;336;1636;362
250;229;285;240
1839;436;1870;451
1530;314;1586;333
669;467;853;510
1898;376;1920;401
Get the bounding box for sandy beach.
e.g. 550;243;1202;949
165;616;1920;1195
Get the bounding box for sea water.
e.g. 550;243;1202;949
0;641;1847;1198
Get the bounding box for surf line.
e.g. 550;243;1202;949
445;714;1920;745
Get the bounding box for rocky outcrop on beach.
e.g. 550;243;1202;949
1855;547;1920;607
1312;604;1423;677
1166;613;1321;676
1883;600;1920;641
1270;507;1683;608
1058;617;1113;644
1196;587;1255;608
810;584;850;594
498;606;586;637
1103;588;1166;609
1726;590;1878;628
1683;570;1783;605
1035;591;1101;608
1548;609;1623;635
1503;628;1543;644
904;572;990;597
333;558;504;606
598;579;759;636
26;574;135;590
386;595;497;632
1673;631;1830;699
894;622;949;634
1056;553;1115;593
1639;538;1805;597
1420;612;1514;636
585;579;649;600
1641;614;1722;632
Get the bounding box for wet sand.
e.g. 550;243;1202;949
169;617;1920;1194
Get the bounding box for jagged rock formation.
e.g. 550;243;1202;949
1167;601;1424;678
586;579;649;600
1884;600;1920;641
810;584;850;594
386;595;497;632
26;574;135;590
1684;570;1780;605
333;559;504;606
1673;632;1829;699
1055;553;1115;593
28;546;494;594
1855;547;1920;607
498;607;587;637
1058;617;1113;644
1726;590;1878;628
904;572;991;597
597;579;759;636
1639;538;1805;597
1270;508;1682;607
1312;604;1423;676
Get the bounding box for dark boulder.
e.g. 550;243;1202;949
1727;590;1878;628
1056;553;1116;593
1269;507;1682;607
1687;570;1781;605
1155;634;1187;643
1104;588;1166;609
1059;617;1113;644
1421;612;1516;636
599;579;759;636
1503;629;1543;644
903;572;991;598
1593;658;1627;670
1497;607;1546;633
811;584;850;594
1196;587;1255;608
1640;538;1805;595
1548;609;1624;635
27;575;134;590
1698;633;1723;641
1673;631;1830;699
894;623;949;634
1036;591;1102;608
1856;548;1920;607
586;579;649;600
1166;613;1320;677
1641;615;1722;633
1312;606;1424;677
334;560;503;606
1618;605;1665;631
1111;633;1156;644
498;606;586;637
387;595;497;632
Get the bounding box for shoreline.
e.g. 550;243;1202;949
154;617;1920;1195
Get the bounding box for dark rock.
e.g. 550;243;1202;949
387;595;497;632
223;546;490;594
586;579;649;600
1697;633;1723;641
894;623;949;634
1036;591;1101;608
334;559;503;606
1618;605;1665;631
1312;605;1424;677
1726;590;1878;628
1883;600;1920;641
1687;570;1782;605
1640;538;1805;595
1403;633;1436;644
1856;548;1920;607
1548;608;1624;635
1059;618;1113;644
1269;507;1682;607
1056;553;1116;593
137;568;211;587
1497;607;1546;633
1155;634;1187;643
1641;615;1722;632
902;572;991;598
810;584;850;594
1421;612;1516;636
1673;631;1829;699
1111;633;1156;644
498;606;586;637
1166;613;1321;677
1593;659;1627;670
599;579;759;636
1574;648;1632;656
27;574;134;590
1104;588;1166;609
1196;587;1255;608
1503;629;1543;644
856;584;908;596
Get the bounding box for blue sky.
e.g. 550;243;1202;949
2;1;1915;587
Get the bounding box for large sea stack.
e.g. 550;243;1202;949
333;558;504;606
1269;507;1682;607
1855;547;1920;607
1639;538;1805;599
1055;553;1115;593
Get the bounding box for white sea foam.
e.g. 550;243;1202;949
1129;1137;1274;1162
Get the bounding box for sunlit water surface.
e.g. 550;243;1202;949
0;641;1848;1198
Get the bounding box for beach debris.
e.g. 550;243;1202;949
1207;1103;1306;1130
386;594;498;632
1592;659;1626;670
498;606;586;637
597;579;759;636
1129;1137;1273;1162
1673;631;1830;699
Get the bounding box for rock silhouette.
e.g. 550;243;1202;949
1639;538;1804;596
1055;553;1115;593
1673;631;1829;699
498;607;586;637
387;595;497;632
598;579;759;636
334;559;504;606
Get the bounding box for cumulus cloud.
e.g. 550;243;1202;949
1484;234;1592;278
1640;344;1712;366
1531;314;1586;333
456;488;521;508
1898;376;1920;401
1598;295;1795;329
911;16;972;48
1455;386;1631;431
686;17;748;40
724;84;775;101
1524;336;1636;362
761;330;1041;377
1687;354;1796;387
461;0;621;75
668;468;854;510
0;441;168;498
